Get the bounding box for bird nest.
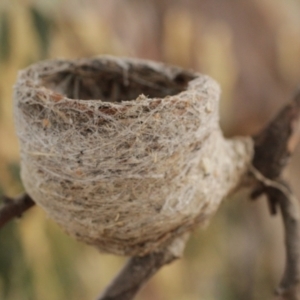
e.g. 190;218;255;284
14;56;251;256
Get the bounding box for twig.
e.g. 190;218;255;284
0;193;35;228
268;184;300;300
96;234;189;300
251;90;300;299
252;89;300;180
97;250;176;300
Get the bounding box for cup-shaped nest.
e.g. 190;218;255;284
14;56;251;256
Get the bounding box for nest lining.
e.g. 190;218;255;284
39;58;196;102
14;56;253;256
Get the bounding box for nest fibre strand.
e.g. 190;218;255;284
14;56;253;256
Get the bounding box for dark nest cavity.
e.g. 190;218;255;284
39;60;196;103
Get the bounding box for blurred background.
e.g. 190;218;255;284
1;0;300;299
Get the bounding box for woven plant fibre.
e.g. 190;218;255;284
14;56;253;256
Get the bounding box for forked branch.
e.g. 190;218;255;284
252;90;300;299
0;193;35;228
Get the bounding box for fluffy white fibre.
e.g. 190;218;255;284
14;56;253;256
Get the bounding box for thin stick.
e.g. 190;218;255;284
271;184;300;300
97;250;176;300
251;90;300;299
252;89;300;180
0;193;35;228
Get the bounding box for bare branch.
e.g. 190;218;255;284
252;89;300;180
267;184;300;300
251;90;300;214
97;250;176;300
96;234;189;300
0;193;35;228
251;90;300;299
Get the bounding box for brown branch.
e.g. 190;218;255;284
97;250;177;300
268;184;300;300
251;90;300;299
252;89;300;180
0;193;35;228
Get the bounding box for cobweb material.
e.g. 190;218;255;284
14;56;253;256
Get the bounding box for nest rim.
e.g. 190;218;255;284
16;56;216;111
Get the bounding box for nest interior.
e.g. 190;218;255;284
40;58;196;102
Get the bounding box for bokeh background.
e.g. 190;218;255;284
1;0;300;299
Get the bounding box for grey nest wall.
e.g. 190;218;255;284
14;56;253;256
